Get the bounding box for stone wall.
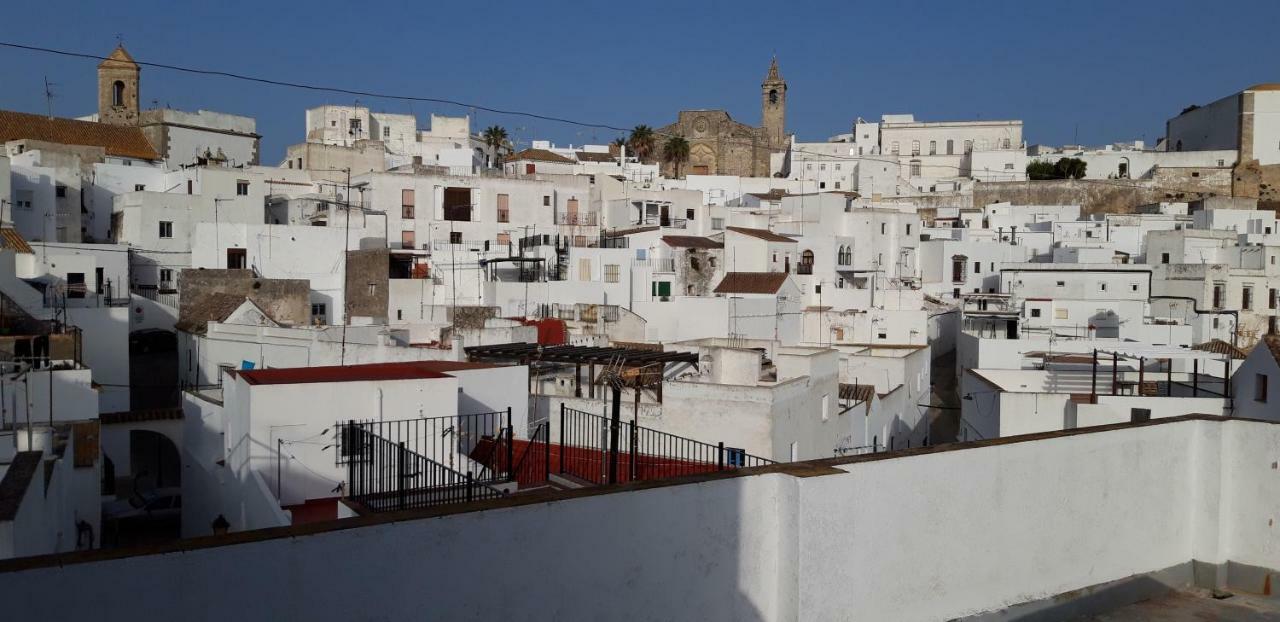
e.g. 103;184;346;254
343;249;389;321
972;171;1230;215
1232;161;1280;212
178;269;309;328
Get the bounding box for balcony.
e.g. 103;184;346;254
555;212;598;226
651;258;676;273
796;263;814;276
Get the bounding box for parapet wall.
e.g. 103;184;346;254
1;416;1277;621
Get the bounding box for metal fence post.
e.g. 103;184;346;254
397;441;406;511
543;423;550;482
559;404;566;474
466;470;474;503
718;441;725;471
629;421;637;481
608;386;621;485
506;407;514;481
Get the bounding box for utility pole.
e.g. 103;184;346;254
340;168;351;366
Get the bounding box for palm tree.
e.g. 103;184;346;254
662;136;691;179
481;125;508;168
628;125;656;163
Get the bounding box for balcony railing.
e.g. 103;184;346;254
559;406;773;485
556;212;598;226
796;263;814;275
652;258;676;273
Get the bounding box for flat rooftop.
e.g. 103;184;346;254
1086;589;1280;621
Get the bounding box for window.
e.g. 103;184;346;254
1131;283;1139;292
367;283;376;296
711;217;724;230
187;180;193;195
835;164;841;170
226;248;246;270
604;264;620;283
821;393;830;420
579;258;592;281
880;223;886;234
134;184;146;191
636;249;647;260
401;230;415;249
820;164;826;171
891;142;900;154
973;261;981;274
397;309;402;320
1161;252;1170;264
112;80;125;106
946;139;954;155
1213;317;1220;329
1213;283;1225;309
963;140;973;153
1270;288;1278;310
158;221;173;239
383;126;391;138
349;118;362;134
1004;163;1015;170
496;193;509;222
55;185;66;198
236;180;249;196
401;189;415;219
1002;138;1011;149
928;140;937;155
819;182;826;189
911;140;920;156
806;163;813;170
1031;308;1041;318
1056;281;1065;287
1055;308;1069;320
1257;374;1269;403
724;447;746;467
686;208;695;221
159;269;173;287
496;232;510;245
1099;282;1107;292
906;224;912;235
1242;286;1253;310
877;332;887;340
543;195;551;207
449;231;462;244
834;181;841;189
311;303;327;320
652;281;671;298
909;159;922;177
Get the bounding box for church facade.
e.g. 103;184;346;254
654;59;789;178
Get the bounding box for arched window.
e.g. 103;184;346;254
801;250;814;265
769;89;778;104
112;80;125;107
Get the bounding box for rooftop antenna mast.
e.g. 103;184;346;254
42;76;56;119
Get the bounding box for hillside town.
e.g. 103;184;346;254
1;41;1280;621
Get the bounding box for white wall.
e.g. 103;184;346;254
9;418;1280;621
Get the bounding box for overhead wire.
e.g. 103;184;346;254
0;40;1226;198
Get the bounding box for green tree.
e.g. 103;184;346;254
1054;157;1088;180
662;136;691;178
628;125;656;162
1026;158;1087;180
481;125;509;167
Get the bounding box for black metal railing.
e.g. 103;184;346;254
509;422;551;488
559;405;772;485
341;423;506;512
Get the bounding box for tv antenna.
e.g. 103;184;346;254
42;76;56;119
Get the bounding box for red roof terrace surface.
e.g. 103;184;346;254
235;360;501;386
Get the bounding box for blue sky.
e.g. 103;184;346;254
0;0;1276;163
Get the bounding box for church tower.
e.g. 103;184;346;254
761;57;786;146
98;45;140;126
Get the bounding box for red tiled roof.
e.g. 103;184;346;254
504;148;574;163
661;235;722;249
1191;339;1248;360
713;271;790;295
0;109;160;160
0;228;33;254
726;226;796;243
236;361;455;385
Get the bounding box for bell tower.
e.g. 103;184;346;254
98;45;140;126
761;56;786;146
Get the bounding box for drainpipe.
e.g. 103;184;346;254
1150;295;1240;349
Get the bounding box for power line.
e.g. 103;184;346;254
0;40;1224;199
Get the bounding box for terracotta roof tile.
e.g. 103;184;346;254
236;361;455;386
0;110;159;160
726;226;796;243
1263;335;1280;367
504;148;574;164
661;235;722;249
1191;339;1248;360
713;272;789;295
0;228;33;254
574;151;615;163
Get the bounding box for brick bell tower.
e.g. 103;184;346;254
98;44;140;126
761;56;787;146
